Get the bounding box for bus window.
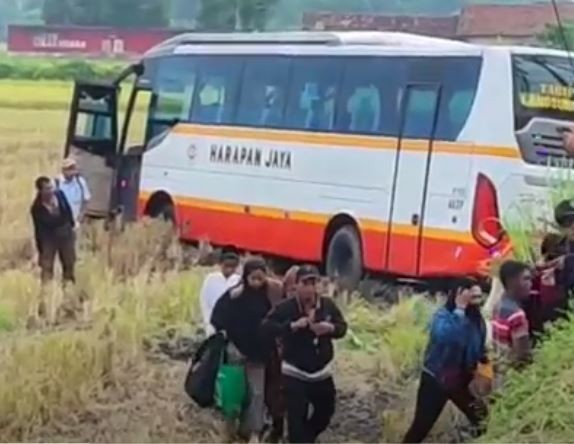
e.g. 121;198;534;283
149;56;197;137
406;57;481;141
192;56;242;125
337;58;404;135
402;89;439;139
285;58;342;131
236;56;290;127
513;55;574;130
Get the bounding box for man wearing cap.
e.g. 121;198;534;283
56;158;91;227
263;265;348;444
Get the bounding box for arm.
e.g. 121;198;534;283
509;311;532;367
429;308;469;347
324;298;347;339
30;205;42;254
79;177;91;221
210;292;230;333
262;302;294;338
199;275;214;331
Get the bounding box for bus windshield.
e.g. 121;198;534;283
513;54;574;129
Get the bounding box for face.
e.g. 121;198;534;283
40;181;55;199
296;277;318;303
469;285;483;306
62;166;76;180
246;268;267;289
220;258;239;278
512;269;533;299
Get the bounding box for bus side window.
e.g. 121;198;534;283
192;56;242;125
405;57;481;141
148;56;197;139
285;58;342;131
336;57;404;136
236;56;290;128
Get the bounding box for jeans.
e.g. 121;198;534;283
284;375;336;443
403;371;487;443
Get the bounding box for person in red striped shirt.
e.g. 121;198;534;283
492;261;533;387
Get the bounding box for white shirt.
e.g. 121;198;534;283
200;271;241;336
57;175;91;223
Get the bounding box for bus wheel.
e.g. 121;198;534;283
325;225;363;290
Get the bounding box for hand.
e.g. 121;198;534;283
290;317;309;331
310;321;335;337
455;289;472;310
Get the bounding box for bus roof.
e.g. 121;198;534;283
145;31;474;57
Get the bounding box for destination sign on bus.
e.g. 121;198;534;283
520;83;574;112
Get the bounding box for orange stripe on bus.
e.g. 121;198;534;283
139;191;476;244
172;123;521;160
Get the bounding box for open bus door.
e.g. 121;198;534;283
64;63;146;221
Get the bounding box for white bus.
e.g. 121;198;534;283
65;32;574;285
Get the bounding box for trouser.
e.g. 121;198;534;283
265;345;285;440
239;362;266;438
39;232;76;284
284;375;336;444
403;371;487;443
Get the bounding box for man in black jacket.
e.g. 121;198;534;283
263;265;347;444
30;176;76;285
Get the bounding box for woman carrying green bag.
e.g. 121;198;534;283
211;258;274;443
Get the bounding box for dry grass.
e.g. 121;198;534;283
0;79;441;443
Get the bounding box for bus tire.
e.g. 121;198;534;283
325;225;363;290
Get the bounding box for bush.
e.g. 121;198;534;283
0;55;124;81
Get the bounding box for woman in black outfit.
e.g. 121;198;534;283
211;258;274;442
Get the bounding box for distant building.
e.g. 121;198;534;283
7;25;188;57
302;12;459;39
303;3;574;46
457;3;574;45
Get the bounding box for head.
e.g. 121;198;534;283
295;265;320;304
242;258;268;291
219;248;239;278
283;266;300;299
499;260;532;300
61;158;78;181
446;277;483;312
35;176;54;201
541;232;565;261
555;199;574;240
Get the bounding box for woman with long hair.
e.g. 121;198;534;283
211;258;275;443
403;278;490;443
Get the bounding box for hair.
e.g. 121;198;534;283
499;260;530;289
541;232;565;261
445;277;484;330
220;246;239;263
241;257;267;284
555;199;574;229
35;176;50;192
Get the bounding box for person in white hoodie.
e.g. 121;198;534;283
200;248;241;336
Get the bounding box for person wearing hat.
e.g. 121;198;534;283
56;157;91;227
262;265;347;444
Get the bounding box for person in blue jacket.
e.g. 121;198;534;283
403;278;489;443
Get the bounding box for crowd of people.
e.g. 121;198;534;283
29;157;574;443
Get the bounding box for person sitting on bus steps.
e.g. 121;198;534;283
402;278;489;443
263;265;348;444
553;198;574;302
211;258;275;443
199;248;241;337
491;261;533;390
31;176;76;287
55;157;91;228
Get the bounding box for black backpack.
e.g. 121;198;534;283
184;332;226;408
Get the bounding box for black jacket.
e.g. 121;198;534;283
30;190;75;252
263;296;347;374
211;284;272;363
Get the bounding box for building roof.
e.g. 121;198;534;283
302;12;459;38
457;3;574;38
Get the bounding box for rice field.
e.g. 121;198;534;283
0;79;444;442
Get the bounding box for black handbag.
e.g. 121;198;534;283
184;332;226;408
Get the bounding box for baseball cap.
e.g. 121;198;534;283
62;157;77;169
296;264;320;282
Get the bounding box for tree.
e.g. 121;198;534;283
538;23;574;50
42;0;169;28
197;0;279;31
